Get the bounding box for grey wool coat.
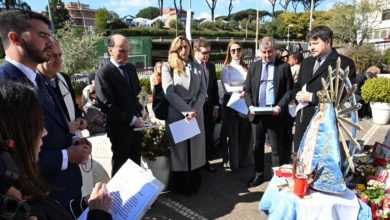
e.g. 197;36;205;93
161;61;207;171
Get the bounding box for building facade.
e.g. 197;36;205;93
64;1;95;28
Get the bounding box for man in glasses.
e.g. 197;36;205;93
244;36;294;187
37;37;87;134
193;37;219;173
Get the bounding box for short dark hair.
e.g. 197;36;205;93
193;37;210;51
0;10;50;48
289;52;303;64
306;25;333;45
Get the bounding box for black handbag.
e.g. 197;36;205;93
152;83;169;120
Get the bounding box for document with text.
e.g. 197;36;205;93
168;118;200;144
78;159;164;220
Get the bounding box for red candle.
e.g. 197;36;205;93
294;174;308;198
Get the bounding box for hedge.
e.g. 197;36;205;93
112;27;260;39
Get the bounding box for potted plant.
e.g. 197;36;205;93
140;123;170;189
361;77;390;124
71;81;88;108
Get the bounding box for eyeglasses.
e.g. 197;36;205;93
200;51;210;55
230;48;242;53
281;55;289;59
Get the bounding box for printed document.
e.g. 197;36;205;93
78;159;164;220
169;118;200;144
227;92;248;115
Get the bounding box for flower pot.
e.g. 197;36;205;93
141;156;170;190
370;102;390;125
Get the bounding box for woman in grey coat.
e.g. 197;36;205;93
161;36;207;195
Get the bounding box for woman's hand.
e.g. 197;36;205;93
239;91;245;98
186;109;198;120
88;182;112;212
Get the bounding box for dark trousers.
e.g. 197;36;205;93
252;116;289;174
203;101;216;161
109;130;141;176
222;94;252;171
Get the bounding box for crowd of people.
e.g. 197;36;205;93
0;7;377;219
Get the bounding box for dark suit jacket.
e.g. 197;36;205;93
0;61;82;207
244;59;294;123
48;72;82;121
292;49;356;149
204;62;220;114
95;61;142;140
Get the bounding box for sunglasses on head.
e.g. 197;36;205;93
230;48;242;53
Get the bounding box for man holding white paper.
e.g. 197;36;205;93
292;26;356;152
244;37;294;187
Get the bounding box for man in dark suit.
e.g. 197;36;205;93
37;37;87;134
293;26;356;151
193;37;220;172
95;34;144;176
244;36;293;187
0;10;91;215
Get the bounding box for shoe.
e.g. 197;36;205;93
247;173;265;187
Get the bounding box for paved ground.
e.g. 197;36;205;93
141;117;390;220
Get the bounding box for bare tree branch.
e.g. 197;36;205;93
206;0;218;21
279;0;291;12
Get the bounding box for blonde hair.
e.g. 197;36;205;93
223;40;247;69
168;36;194;75
152;61;162;85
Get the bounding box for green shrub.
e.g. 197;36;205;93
168;19;184;29
139;77;152;94
385;48;390;65
71;81;88;96
141;123;170;160
361;77;390;103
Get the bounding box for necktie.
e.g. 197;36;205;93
35;73;54;105
201;63;208;87
119;65;130;84
313;58;322;74
259;63;269;107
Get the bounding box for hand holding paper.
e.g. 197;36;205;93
227;92;248;115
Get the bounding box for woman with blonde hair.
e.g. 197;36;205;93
221;40;252;172
150;61;163;92
161;36;207;196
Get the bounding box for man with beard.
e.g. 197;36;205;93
0;10;91;216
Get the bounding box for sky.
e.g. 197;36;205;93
27;0;339;20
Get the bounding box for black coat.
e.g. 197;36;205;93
204;62;220;114
292;49;356;150
95;61;142;137
244;59;294;124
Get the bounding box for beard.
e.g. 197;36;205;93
20;37;51;64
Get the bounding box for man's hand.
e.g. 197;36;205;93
239;91;245;98
271;106;281;116
68;118;88;133
77;118;88;130
88;182;112;212
296;91;312;103
133;117;144;128
212;108;219;120
68;138;91;164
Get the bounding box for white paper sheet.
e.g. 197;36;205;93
168;118;201;144
78;159;164;220
295;84;309;115
288;103;297;117
226;92;248;115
